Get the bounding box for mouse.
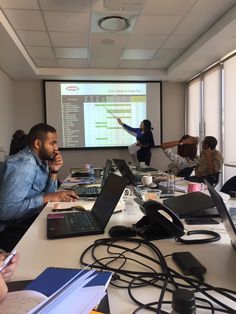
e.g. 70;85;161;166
109;225;137;238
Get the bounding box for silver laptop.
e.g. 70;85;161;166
206;180;236;250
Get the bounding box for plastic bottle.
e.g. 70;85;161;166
170;289;196;314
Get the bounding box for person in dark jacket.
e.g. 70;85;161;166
117;118;155;166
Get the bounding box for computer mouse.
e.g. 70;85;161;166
108;225;137;238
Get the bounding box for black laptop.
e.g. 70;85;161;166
113;158;141;185
47;173;127;239
73;159;112;197
163;191;219;218
206;180;236;250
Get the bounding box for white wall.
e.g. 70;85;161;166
13;80;185;179
0;69;15;160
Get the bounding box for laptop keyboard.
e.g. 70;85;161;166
65;212;97;233
74;186;101;196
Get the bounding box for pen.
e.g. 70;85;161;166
112;210;122;215
0;249;17;272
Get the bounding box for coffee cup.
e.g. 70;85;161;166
187;182;204;193
141;175;152;186
93;168;102;178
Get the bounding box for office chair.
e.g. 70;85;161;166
177;166;195;179
220;176;236;195
188;172;220;187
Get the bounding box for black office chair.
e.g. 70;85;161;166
220;176;236;195
177;166;195;179
188;172;220;187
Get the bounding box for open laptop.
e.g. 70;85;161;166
47;173;127;239
113;158;141;185
163;191;219;218
206;180;236;250
73;159;112;197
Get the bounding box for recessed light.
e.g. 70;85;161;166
98;16;130;32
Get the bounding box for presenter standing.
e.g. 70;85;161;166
117;118;155;166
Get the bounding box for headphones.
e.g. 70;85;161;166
176;229;221;244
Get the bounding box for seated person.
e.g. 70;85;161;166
194;136;223;178
0;251;19;302
161;135;199;176
0;123;78;251
9;130;28;156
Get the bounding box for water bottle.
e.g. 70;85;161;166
167;174;175;194
170;289;196;314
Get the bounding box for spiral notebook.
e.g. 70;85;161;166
24;267;111;313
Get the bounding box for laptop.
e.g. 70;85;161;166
113;158;141;185
73;159;112;197
163;191;219;218
47;173;127;239
206;180;236;250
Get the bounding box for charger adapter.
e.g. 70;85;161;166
172;251;207;281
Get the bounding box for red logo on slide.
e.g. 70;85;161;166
66;86;79;91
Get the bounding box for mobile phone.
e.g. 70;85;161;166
0;249;17;272
185;218;219;225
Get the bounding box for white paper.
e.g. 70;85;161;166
128;142;138;154
0;290;47;314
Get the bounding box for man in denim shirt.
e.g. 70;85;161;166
0;123;78;250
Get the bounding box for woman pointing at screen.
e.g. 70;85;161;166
117;118;155;166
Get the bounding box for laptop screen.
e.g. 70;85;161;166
113;159;137;185
92;173;127;229
206;180;236;250
101;159;112;187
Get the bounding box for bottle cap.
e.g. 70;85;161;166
172;289;196;314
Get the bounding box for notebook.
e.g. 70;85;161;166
206;180;236;250
113;158;141;185
47;173;127;239
73;159;112;197
163;191;219;218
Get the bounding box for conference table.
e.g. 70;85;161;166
13;192;236;313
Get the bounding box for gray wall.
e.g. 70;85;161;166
1;74;185;179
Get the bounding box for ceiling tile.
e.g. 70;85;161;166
126;34;168;49
44;12;90;32
33;57;58;67
162;34;194;49
39;0;91;12
49;32;89;47
17;30;50;46
0;0;39;9
26;46;54;58
147;59;169;68
119;59;148;68
54;48;88;59
142;0;196;15
122;49;156;60
89;58;119;68
57;58;88;68
4;9;45;31
133;15;183;35
152;48;184;62
189;0;236;15
174;14;218;35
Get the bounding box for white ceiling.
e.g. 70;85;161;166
0;0;236;81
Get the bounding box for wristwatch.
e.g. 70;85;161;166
179;141;183;146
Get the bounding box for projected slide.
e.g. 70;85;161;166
60;83;146;147
45;81;161;149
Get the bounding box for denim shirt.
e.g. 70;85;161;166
0;147;57;221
